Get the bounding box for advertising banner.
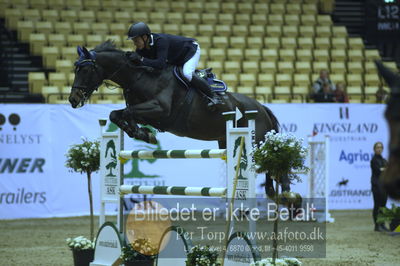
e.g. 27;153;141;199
0;103;395;219
268;104;391;210
0;104;112;219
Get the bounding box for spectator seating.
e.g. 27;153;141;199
1;0;398;103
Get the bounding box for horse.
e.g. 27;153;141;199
68;40;287;197
375;60;400;200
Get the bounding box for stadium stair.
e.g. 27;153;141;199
0;18;44;103
333;0;399;65
332;0;364;37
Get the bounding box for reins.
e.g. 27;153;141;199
102;62;129;90
100;56;154;90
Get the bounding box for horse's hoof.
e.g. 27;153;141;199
277;191;302;206
148;133;158;144
281;191;302;204
125;130;136;139
140;127;158;144
265;186;275;199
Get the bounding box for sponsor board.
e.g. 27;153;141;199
0;104;395;219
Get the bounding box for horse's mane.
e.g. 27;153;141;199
93;40;124;53
92;40;171;78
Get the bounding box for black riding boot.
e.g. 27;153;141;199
190;75;224;109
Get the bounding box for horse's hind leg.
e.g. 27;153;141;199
218;140;226;149
263;173;275;199
281;175;291;192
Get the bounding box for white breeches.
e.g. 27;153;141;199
182;42;201;82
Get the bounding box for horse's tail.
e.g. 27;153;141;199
263;105;280;133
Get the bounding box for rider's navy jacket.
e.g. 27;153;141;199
136;33;197;69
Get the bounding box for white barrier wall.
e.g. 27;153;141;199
0;103;394;219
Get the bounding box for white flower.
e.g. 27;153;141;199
250;257;301;266
66;236;94;250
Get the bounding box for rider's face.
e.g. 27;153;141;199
374;143;384;155
132;35;147;50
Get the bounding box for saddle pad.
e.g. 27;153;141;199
208;78;227;92
173;66;228;92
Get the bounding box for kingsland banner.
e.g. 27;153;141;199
0;104;393;219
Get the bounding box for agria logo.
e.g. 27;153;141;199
0;113;21;131
339;150;374;164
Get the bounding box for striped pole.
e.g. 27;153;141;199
119;149;226;159
120;185;227;197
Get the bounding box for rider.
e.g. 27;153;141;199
126;22;224;109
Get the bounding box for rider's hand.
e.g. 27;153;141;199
126;52;143;64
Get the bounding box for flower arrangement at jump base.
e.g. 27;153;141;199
253;130;308;265
66;236;95;251
65;137;100;266
185;245;220;266
66;236;96;266
120;238;157;266
250;257;302;266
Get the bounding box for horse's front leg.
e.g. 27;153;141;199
110;109;157;144
109;109;138;138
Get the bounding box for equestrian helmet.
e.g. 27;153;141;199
127;22;151;40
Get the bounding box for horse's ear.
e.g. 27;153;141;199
82;46;92;59
77;46;84;56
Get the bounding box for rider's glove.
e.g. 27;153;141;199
126;52;143;64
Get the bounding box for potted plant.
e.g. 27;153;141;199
250;257;302;266
120;238;157;266
186;245;220;266
65;137;100;265
252;130;308;264
66;236;95;266
377;204;400;231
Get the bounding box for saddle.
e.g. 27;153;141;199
173;66;228;92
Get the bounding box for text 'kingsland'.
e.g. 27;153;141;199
313;123;378;134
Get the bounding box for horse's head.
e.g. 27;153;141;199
375;60;400;199
69;46;104;108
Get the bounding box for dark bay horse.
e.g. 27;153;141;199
375;61;400;200
69;41;285;195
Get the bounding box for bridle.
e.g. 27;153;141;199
73;57;128;103
73;58;102;90
72;49;151;106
